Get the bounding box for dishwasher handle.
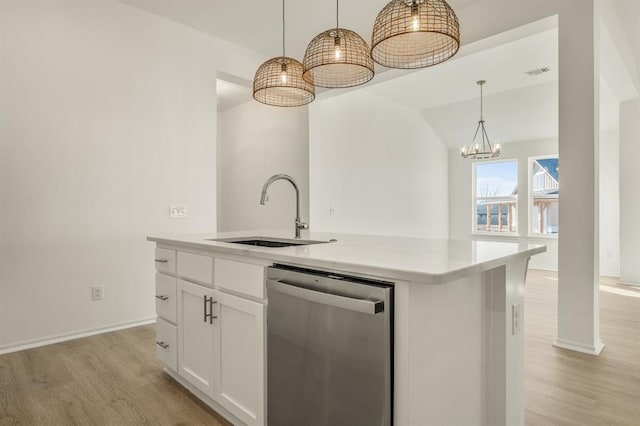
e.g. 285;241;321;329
267;279;384;315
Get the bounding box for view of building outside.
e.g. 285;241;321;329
531;157;559;235
474;160;518;233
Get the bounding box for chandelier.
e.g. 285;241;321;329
460;80;501;159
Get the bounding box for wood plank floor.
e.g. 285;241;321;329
0;326;231;425
525;269;640;425
1;269;639;425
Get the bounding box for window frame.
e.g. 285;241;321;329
528;155;559;239
471;159;520;237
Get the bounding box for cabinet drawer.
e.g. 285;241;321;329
177;252;214;285
154;248;176;275
155;273;177;324
155;318;177;371
214;259;265;299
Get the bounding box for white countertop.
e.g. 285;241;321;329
147;230;546;284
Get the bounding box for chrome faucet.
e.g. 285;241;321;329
260;174;308;239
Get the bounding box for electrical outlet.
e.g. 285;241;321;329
512;304;521;335
92;286;104;301
170;206;187;219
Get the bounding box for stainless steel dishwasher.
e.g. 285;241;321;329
266;264;393;426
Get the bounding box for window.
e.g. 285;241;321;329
530;157;559;235
473;160;518;233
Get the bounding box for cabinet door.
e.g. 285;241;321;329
213;290;266;426
177;279;215;397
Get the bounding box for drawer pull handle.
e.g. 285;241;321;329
155;341;170;349
155;295;169;301
154;259;169;264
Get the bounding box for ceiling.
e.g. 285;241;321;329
127;0;634;148
119;0;479;61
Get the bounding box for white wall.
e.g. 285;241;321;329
309;91;448;239
217;101;309;234
619;98;640;286
599;129;620;277
0;0;265;352
448;139;559;270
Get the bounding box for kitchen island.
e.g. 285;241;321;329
148;230;545;426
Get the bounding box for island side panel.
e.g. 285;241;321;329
393;280;411;426
486;259;528;426
402;273;488;425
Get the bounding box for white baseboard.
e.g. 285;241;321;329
618;280;640;287
527;266;557;272
0;317;157;356
553;338;605;356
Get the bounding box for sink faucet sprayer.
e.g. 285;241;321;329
260;174;308;239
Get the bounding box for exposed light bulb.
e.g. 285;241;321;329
412;15;419;31
335;46;341;60
411;2;419;31
281;71;287;83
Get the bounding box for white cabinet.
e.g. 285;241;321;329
153;248;267;426
177;278;216;397
154;248;176;275
154;271;177;371
155;273;177;323
155;318;177;370
177;251;214;285
213;290;265;426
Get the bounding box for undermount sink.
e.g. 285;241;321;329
207;236;332;248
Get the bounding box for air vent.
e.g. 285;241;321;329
525;66;551;76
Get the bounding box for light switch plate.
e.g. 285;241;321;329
170;206;187;219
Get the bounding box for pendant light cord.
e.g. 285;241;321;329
479;81;484;121
282;0;285;57
336;0;339;29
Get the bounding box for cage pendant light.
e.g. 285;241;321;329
460;81;501;160
371;0;460;69
302;0;374;88
253;0;315;107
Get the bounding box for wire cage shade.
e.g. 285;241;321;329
303;28;375;88
253;57;315;107
371;0;460;69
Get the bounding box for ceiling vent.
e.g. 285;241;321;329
525;66;551;76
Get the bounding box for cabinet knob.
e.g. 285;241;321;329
155;295;169;301
155;341;170;349
154;259;169;264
